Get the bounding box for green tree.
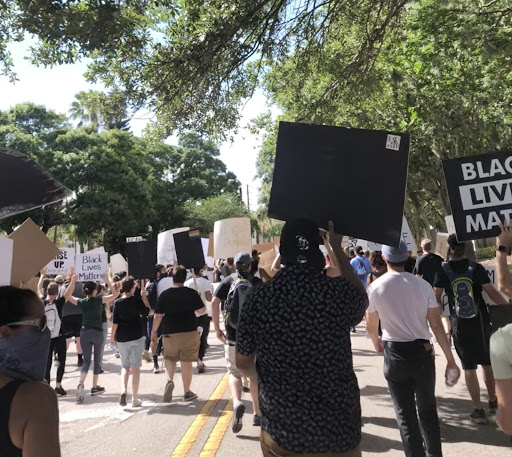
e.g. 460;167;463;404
183;194;249;236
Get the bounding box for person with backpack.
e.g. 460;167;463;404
151;266;206;403
350;246;371;287
211;252;263;433
434;234;507;424
41;281;67;396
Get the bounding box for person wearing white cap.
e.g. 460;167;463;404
367;241;461;457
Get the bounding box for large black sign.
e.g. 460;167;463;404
442;151;512;241
126;240;157;280
173;230;205;271
268;121;410;246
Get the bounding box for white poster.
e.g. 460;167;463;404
201;238;214;268
214;217;252;259
157;227;190;265
445;215;456;235
75;253;108;282
0;237;13;286
110;253;127;275
45;248;75;275
365;216;418;253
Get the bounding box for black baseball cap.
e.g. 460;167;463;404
447;234;465;250
280;219;325;269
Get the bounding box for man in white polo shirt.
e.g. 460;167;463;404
367;241;460;457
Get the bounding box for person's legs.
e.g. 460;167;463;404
55;336;67;386
384;343;426;457
121;367;130;393
91;329;104;388
465;370;483;409
164;359;177;380
181;361;194;393
496;379;512;435
198;315;209;362
45;338;56;384
414;348;442;457
80;329;93;384
482;365;497;402
132;367;140;399
249;377;260;415
99;321;108;370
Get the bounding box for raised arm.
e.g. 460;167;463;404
497;222;512;299
101;269;120;304
64;270;78;305
37;268;47;299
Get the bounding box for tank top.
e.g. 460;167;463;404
0;380;23;457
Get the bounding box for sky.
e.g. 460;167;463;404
0;39;271;210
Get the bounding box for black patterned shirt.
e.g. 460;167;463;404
236;264;366;453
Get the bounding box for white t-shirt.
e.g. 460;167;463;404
367;271;438;342
185;276;212;316
157;277;173;297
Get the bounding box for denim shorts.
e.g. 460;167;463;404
117;336;145;368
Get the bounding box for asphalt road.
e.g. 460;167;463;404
55;324;511;457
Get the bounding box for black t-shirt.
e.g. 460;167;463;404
155;287;204;334
434;259;491;332
404;257;416;274
45;296;65;336
113;296;149;342
214;273;263;342
414;253;444;286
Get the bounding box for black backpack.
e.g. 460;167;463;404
146;280;159;310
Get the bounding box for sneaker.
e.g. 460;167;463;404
119;393;127;406
142;350;152;362
76;383;85;404
232;402;246;433
132;398;142;408
488;399;498;415
153;366;161;374
184;391;198;401
99;368;104;374
351;327;357;333
470;408;488;424
91;386;106;396
55;386;67;397
242;377;250;393
115;352;121;358
77;358;83;367
163;380;174;403
253;414;262;427
197;361;206;374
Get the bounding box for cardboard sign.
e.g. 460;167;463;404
207;233;214;257
75;253;108;282
268;121;410;246
45;248;75;275
8;218;60;285
443;151;512;241
259;249;278;279
173;229;206;270
157;227;190;265
445;215;456;235
110;253;127;275
213;217;252;259
435;233;449;259
0;237;13;286
0;147;72;220
202;238;214;268
20;277;40;295
126;240;157;280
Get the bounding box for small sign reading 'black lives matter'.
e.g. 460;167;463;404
443;151;512;241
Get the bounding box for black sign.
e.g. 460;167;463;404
126;240;157;280
268;121;410;246
0;148;72;220
442;151;512;241
173;230;205;271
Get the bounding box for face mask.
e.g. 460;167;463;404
0;328;51;382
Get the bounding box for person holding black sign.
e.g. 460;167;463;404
491;224;512;437
367;241;460;457
434;235;507;424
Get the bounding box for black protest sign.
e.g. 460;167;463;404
268;121;410;246
173;229;205;271
442;151;512;241
126;240;157;280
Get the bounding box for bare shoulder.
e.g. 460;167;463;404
16;381;57;407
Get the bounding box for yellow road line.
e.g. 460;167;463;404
171;373;230;457
198;398;234;457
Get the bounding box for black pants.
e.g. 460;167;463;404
198;315;210;361
383;340;442;457
45;336;67;384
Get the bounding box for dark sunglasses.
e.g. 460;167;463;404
7;315;47;332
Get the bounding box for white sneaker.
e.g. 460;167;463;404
76;383;85;404
153;366;161;374
142;350;152;362
132;398;142;407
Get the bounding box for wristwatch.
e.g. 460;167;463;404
497;245;509;254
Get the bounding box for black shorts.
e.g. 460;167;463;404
453;317;491;370
62;315;83;338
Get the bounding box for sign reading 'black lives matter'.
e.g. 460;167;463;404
443;151;512;241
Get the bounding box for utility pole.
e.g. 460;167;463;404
246;184;250;212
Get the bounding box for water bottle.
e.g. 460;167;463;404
446;368;458;387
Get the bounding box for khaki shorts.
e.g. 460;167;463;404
490;323;512;379
260;430;361;457
163;331;200;362
225;344;258;380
